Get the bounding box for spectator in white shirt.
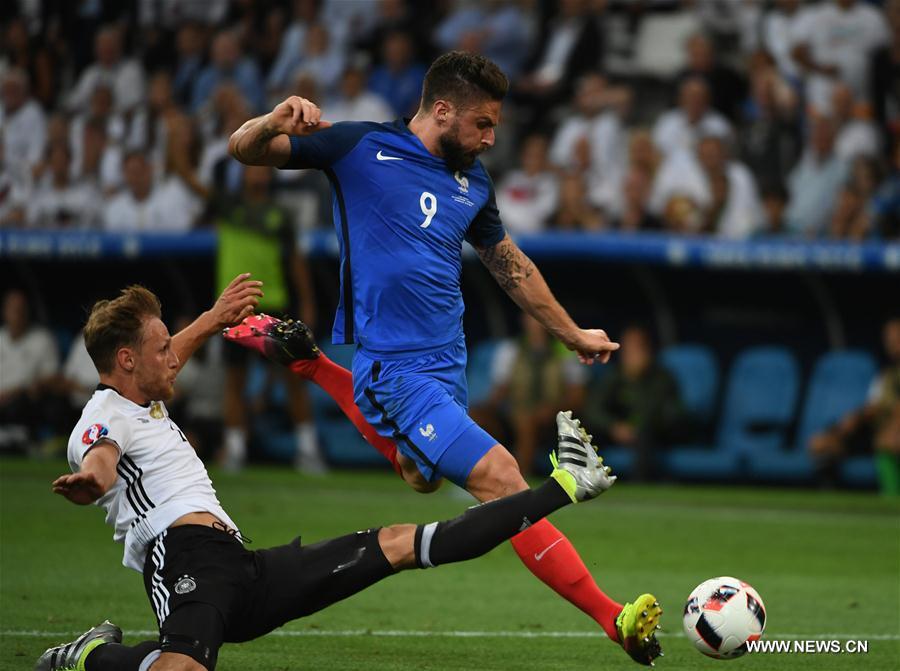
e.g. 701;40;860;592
790;0;890;114
127;70;181;179
103;151;154;232
496;134;559;234
0;289;59;450
55;330;100;409
66;25;146;114
27;143;101;230
650;135;763;238
0;67;46;189
549;73;628;179
831;83;882;161
761;0;805;84
268;24;345;100
652;77;732;159
103;148;202;234
325;65;393;123
785;116;849;237
267;0;320;101
71;116;124;196
696;136;765;239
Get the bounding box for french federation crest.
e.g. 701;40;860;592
454;171;469;194
149;402;165;419
81;423;109;445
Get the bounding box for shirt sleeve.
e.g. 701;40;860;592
68;410;130;470
465;172;507;248
280;121;376;170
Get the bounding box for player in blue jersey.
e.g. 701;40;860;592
229;52;661;665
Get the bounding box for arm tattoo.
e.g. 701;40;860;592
477;236;535;292
233;118;281;164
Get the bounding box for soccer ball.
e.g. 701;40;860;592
682;576;766;659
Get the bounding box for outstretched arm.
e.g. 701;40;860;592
52;442;119;505
171;273;263;371
475;234;619;364
229;96;330;167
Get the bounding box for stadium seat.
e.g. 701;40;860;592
660;344;720;424
841;456;879;488
748;350;877;483
667;346;800;481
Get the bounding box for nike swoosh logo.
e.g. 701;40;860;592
376;150;403;161
534;538;564;561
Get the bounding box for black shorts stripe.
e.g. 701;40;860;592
363;387;435;470
325;167;354;344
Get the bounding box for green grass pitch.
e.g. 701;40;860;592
2;458;898;670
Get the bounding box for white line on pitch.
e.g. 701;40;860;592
3;630;899;641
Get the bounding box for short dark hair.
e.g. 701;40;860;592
84;285;161;374
420;51;508;109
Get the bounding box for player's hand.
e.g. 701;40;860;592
266;96;332;136
211;273;264;329
52;471;105;505
570;328;620;365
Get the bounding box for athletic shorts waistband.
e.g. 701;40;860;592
356;334;465;361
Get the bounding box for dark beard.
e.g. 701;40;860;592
438;126;480;172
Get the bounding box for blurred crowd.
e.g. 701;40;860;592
0;0;899;240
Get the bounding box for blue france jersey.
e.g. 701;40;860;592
282;119;505;354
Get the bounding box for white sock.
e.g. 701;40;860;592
295;422;320;459
224;427;247;463
138;649;162;671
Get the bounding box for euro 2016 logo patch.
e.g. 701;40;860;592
81;423;109;446
174;575;197;594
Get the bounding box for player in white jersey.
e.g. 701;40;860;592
37;282;624;671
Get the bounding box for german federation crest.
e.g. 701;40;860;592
174;575;197;594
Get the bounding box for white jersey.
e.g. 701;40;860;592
67;386;238;572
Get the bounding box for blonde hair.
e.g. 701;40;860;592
83;285;161;374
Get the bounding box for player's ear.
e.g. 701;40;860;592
433;99;452;124
116;347;135;372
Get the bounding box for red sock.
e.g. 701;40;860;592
289;354;401;474
510;518;622;641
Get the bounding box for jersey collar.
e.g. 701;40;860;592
96;383;151;408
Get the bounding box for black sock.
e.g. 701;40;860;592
414;479;571;568
85;641;160;671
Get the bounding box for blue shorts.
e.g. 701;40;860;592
353;337;498;487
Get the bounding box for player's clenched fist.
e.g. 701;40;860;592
265;96;332;136
229;96;332;165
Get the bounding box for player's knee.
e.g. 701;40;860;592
398;454;442;493
149;652;206;671
378;524;417;570
466;446;528;501
407;476;443;494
